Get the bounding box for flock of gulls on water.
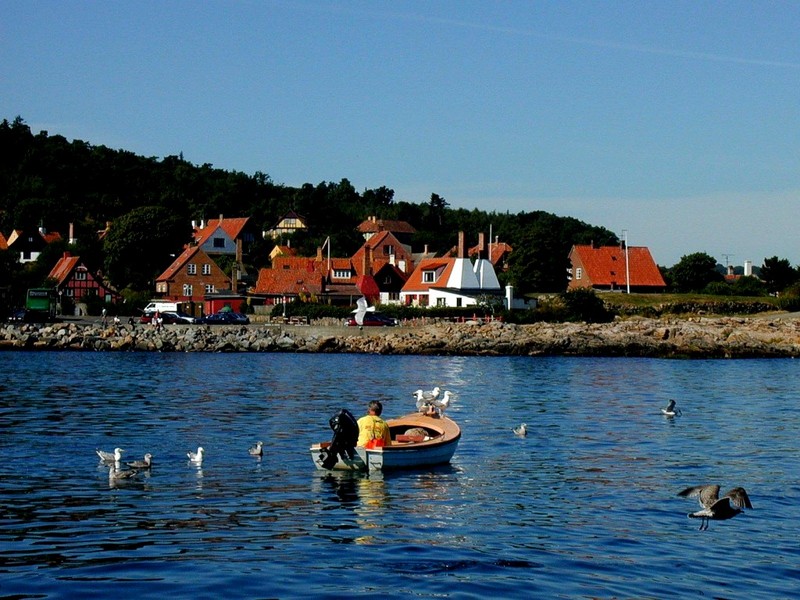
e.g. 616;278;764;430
512;397;753;531
96;440;265;486
99;390;752;530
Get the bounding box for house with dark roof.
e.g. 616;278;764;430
357;216;416;246
264;210;308;240
48;251;121;310
568;243;666;292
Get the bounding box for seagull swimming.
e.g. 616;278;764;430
661;399;682;416
108;466;140;485
513;423;528;437
96;447;125;463
187;447;204;465
126;453;153;469
249;441;263;457
677;484;753;530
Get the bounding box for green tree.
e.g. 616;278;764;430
760;256;799;294
103;206;192;291
669;252;723;292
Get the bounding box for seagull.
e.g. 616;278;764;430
677;484;753;530
662;399;682;416
108;466;140;485
96;447;125;463
249;441;263;457
413;390;431;411
433;390;453;412
187;447;204;465
354;296;368;327
126;453;153;469
513;423;528;437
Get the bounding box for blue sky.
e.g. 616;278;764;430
2;1;798;267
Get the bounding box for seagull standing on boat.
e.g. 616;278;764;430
662;399;682;416
187;447;204;465
249;441;263;457
96;447;125;463
433;390;453;413
126;453;153;469
677;484;753;530
513;423;528;437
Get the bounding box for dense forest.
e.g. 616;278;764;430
0;116;619;299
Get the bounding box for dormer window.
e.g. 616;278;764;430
423;270;436;283
333;269;351;279
213;237;225;248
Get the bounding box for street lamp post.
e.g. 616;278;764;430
623;229;630;294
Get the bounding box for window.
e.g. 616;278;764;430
183;284;193;296
213;237;226;248
575;267;582;280
436;297;446;307
423;271;436;283
202;263;211;275
66;288;74;297
74;271;87;281
383;244;394;255
187;264;197;275
333;269;351;279
205;284;215;294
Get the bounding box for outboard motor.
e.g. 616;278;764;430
320;408;359;470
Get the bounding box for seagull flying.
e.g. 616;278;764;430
249;441;263;457
661;399;682;416
513;423;528;437
677;484;753;530
354;296;368;327
187;447;204;465
96;447;125;463
126;453;153;469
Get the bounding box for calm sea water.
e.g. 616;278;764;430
1;351;799;599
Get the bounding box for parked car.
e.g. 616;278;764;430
200;311;250;325
139;312;197;325
7;308;27;323
345;312;398;327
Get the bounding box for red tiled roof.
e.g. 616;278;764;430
194;217;249;245
357;217;416;235
253;267;324;295
401;257;456;293
0;232;7;250
48;253;80;285
156;246;201;282
571;245;666;288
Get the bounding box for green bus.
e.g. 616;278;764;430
25;288;57;322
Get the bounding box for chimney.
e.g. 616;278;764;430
423;244;429;256
236;238;242;263
219;213;224;223
744;260;752;276
316;246;323;261
68;222;76;245
478;232;485;259
458;231;466;259
363;245;373;276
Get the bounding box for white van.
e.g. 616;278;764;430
143;301;180;314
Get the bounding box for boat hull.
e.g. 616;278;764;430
310;411;461;472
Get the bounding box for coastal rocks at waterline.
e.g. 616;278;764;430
1;317;800;358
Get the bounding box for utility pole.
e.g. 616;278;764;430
623;229;630;294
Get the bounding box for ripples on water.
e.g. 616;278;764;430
1;352;799;598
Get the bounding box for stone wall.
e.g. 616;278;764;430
2;317;800;358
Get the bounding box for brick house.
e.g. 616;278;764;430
155;246;232;315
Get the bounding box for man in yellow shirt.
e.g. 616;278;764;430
357;400;392;448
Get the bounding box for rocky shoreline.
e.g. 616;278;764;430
2;316;800;358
